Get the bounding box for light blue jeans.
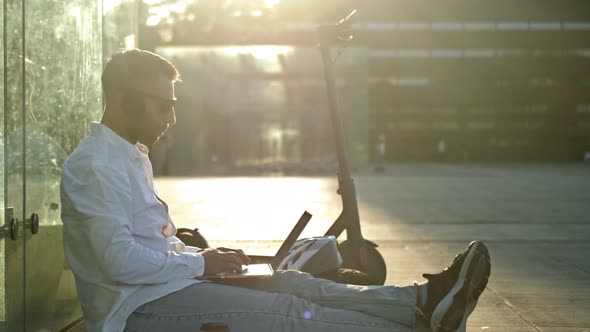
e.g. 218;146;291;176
125;270;419;332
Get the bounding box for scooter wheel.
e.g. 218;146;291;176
338;240;387;285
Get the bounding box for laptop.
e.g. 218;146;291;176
201;211;312;281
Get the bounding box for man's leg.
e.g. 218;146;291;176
124;282;413;332
254;240;491;332
126;240;490;332
254;270;418;327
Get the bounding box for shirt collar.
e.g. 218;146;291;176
91;122;149;161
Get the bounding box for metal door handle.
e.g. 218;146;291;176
9;217;19;240
2;207;19;240
27;213;39;235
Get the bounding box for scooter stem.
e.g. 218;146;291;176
318;35;352;181
318;11;367;269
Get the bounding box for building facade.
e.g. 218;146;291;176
146;0;590;173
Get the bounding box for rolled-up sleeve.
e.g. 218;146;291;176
63;162;205;285
167;236;202;254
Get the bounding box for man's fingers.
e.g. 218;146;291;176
218;247;252;265
227;252;244;270
202;249;236;275
202;248;248;274
221;252;243;272
232;249;251;265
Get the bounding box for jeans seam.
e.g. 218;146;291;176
131;310;398;328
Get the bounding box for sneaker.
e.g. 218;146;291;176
418;241;491;332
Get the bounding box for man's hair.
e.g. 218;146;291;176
101;49;180;99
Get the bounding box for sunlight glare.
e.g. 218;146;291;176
169;2;187;14
124;34;136;49
158;177;339;242
144;1;188;26
221;45;294;61
146;16;161;26
103;0;122;14
265;0;281;8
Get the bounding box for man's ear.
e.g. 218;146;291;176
122;93;145;116
105;90;124;110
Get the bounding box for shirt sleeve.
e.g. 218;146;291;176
167;236;202;253
184;245;201;253
63;162;205;285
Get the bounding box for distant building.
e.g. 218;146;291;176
143;0;590;171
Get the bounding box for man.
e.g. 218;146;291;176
61;49;491;332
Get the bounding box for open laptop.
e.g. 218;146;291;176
201;211;312;281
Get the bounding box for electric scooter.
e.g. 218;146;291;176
315;9;386;285
178;10;387;286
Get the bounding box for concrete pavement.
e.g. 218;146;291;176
156;163;590;332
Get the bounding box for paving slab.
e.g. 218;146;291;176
156;163;590;331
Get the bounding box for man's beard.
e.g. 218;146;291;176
137;128;160;147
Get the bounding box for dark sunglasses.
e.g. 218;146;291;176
132;90;177;110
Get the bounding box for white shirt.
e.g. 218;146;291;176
60;122;205;332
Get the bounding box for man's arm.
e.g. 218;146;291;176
62;162;204;285
169;237;252;275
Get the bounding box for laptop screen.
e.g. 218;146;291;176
270;211;312;269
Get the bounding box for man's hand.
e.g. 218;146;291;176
200;247;252;276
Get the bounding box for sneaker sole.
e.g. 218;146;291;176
431;241;491;332
456;244;492;332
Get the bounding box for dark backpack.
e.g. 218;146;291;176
176;228;209;249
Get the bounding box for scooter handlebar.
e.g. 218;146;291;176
318;9;357;45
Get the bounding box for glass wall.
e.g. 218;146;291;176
0;0;4;322
2;0;26;330
0;0;137;331
23;0;103;330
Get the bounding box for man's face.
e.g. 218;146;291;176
128;75;177;146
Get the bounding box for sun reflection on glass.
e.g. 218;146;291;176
103;0;122;14
265;0;281;8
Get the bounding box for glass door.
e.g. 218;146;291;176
22;0;103;330
1;0;136;330
1;0;26;330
